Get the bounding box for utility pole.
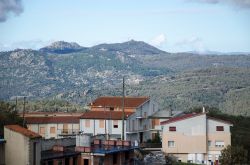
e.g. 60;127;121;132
122;77;125;140
15;97;17;111
22;97;27;127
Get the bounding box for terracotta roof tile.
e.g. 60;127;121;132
5;125;41;138
25;116;80;124
81;111;134;120
90;96;149;108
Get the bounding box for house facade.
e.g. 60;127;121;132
25;116;80;139
4;125;42;165
126;98;161;143
80;111;133;140
161;113;232;164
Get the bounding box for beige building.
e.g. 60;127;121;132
4;125;42;165
25;116;80;139
161;113;232;164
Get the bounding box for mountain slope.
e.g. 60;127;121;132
0;40;250;115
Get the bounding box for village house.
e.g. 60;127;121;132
161;112;233;164
25;116;80;139
125;101;167;143
80;111;133;140
4;125;42;165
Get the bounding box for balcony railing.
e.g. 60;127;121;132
57;129;80;136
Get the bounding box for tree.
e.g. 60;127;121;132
219;145;248;165
0;101;24;138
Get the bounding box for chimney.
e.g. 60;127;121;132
202;107;205;113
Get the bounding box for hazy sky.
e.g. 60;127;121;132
0;0;250;52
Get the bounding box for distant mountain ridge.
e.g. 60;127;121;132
39;40;166;55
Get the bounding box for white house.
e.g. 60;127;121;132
25;116;80;139
161;112;233;164
125;98;163;143
80;111;133;140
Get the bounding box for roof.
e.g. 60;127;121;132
25;116;80;124
5;125;42;139
81;111;134;120
89;96;149;108
21;112;83;117
148;110;172;119
160;113;233;125
160;113;205;125
207;116;233;125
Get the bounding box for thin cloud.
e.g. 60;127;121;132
175;36;206;53
0;0;23;22
188;0;250;9
150;34;166;47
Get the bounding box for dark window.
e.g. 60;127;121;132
84;159;89;165
113;124;118;128
216;126;224;131
65;158;70;165
113;153;118;164
48;160;53;165
169;126;176;131
73;157;77;165
178;160;182;162
125;151;130;160
110;107;114;111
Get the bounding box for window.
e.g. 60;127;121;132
113;153;117;164
50;127;55;134
83;159;89;165
110;107;114;111
85;119;90;128
99;120;104;128
39;127;45;134
216;126;224;131
168;141;175;147
215;141;224;147
113;120;118;128
144;112;147;118
169;126;176;131
208;140;212;147
63;124;68;133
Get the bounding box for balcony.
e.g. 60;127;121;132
57;129;80;136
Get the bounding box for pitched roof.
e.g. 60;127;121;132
160;113;233;125
5;125;42;139
25;116;80;124
89;96;149;108
160;113;205;125
80;111;134;120
207;116;233;125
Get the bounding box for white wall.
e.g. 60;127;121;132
80;119;126;139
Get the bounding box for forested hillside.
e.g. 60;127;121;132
0;40;250;115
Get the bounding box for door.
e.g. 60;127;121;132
139;132;143;143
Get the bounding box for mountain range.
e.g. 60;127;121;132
0;40;250;115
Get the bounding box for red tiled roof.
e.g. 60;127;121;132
89;96;149;108
160;113;205;125
25;116;80;124
5;125;41;138
80;111;134;120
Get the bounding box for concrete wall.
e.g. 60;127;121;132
40;138;76;151
4;127;30;165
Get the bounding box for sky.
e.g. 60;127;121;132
0;0;250;53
